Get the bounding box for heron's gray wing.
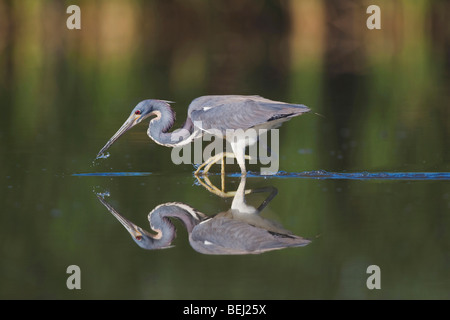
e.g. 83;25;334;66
188;95;310;135
189;217;311;255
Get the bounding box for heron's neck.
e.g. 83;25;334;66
150;203;204;234
143;204;203;248
147;103;194;147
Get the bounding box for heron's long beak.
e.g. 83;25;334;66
96;114;141;158
96;195;144;240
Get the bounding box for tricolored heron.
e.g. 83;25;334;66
96;176;311;254
96;95;310;175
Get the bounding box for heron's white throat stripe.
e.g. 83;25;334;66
152;202;206;221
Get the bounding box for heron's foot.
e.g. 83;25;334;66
194;153;227;175
195;175;252;198
194;156;216;176
204;152;247;175
194;152;252;175
195;175;234;198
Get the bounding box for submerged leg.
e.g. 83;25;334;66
195;174;252;198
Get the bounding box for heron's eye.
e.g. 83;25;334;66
135;110;142;115
135;235;142;241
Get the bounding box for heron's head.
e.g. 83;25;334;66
96;100;170;158
130;226;164;250
112;209;173;250
118;219;155;249
130;100;159;124
96;194;173;250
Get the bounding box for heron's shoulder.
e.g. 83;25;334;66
188;95;268;112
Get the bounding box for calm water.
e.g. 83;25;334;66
0;0;449;299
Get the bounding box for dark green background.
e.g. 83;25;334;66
0;0;448;299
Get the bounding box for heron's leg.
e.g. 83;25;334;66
195;152;252;175
203;152;226;174
195;175;236;198
221;154;225;191
219;152;250;191
202;152;251;192
195;175;252;198
194;160;209;175
200;152;251;174
230;142;247;175
194;153;221;175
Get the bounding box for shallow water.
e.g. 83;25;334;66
1;1;449;300
2;158;449;299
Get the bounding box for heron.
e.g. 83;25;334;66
97;95;310;175
96;176;311;255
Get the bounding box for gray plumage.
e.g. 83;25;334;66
189;95;310;135
190;212;310;255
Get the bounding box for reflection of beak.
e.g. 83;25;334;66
97;114;140;158
96;195;143;240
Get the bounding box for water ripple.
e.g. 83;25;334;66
72;172;152;177
72;170;450;180
242;170;450;180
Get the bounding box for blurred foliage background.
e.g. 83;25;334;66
0;0;448;172
0;0;448;299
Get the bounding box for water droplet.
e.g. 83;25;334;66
96;191;110;199
94;152;110;161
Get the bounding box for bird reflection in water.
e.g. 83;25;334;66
96;176;311;255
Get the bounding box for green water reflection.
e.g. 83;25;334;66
0;0;449;299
